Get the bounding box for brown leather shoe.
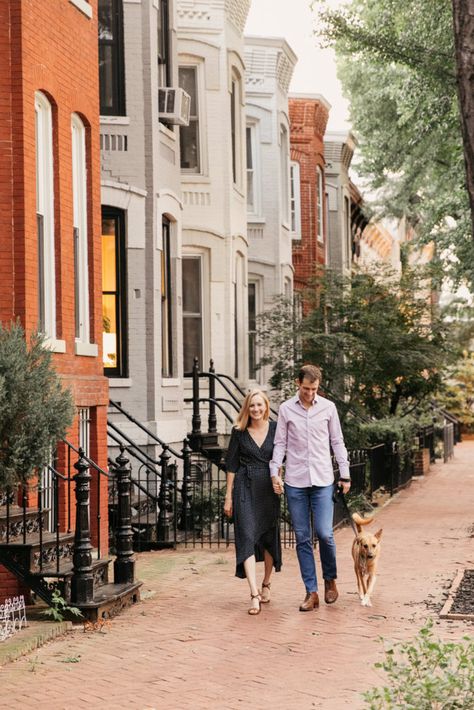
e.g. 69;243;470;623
299;591;319;611
324;579;339;604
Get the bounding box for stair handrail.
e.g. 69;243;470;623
107;422;163;473
183;396;238;423
109;399;184;459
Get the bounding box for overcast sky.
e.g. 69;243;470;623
245;0;350;132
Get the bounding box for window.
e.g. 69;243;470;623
161;217;174;377
316;166;324;243
248;282;258;380
78;407;91;456
290;161;301;238
72;114;90;345
246;124;260;215
98;0;125;115
182;256;202;373
280;126;290;225
35;92;56;338
102;207;128;376
157;0;171;87
344;196;350;268
179;66;200;172
230;77;243;187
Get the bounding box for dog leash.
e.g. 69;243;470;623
334;486;358;537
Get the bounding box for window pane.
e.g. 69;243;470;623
99;45;114;112
179;67;197;114
98;1;113;40
180;120;200;171
183;317;202;373
182;258;201;314
246;127;253;169
102;223;116;292
103;294;118;368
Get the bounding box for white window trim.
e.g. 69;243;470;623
290;161;302;239
179;63;204;176
72;114;91;345
231;72;243;190
69;0;92;19
246;122;261;218
280;126;290;228
182;251;209;369
35;92;56;339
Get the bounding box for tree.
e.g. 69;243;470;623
316;0;474;289
452;0;474;238
258;266;454;421
0;322;75;489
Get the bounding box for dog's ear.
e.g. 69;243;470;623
375;529;383;540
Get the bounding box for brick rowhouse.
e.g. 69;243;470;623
289;95;330;308
0;0;108;602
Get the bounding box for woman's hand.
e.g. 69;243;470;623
223;495;233;518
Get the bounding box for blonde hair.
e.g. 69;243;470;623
234;389;270;430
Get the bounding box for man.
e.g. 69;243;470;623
270;364;351;611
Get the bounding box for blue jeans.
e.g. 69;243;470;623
285;483;337;593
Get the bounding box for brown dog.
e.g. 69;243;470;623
351;513;382;607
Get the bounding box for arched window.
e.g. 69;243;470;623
72;114;90;347
35;91;56;337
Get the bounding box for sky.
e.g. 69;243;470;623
244;0;350;132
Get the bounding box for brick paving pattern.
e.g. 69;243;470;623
1;442;473;710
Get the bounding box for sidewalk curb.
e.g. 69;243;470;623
0;616;73;666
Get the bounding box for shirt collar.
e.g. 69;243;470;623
295;393;318;407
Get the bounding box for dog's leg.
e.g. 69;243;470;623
362;573;376;607
354;562;366;601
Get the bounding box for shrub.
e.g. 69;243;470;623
0;322;75;489
363;621;474;709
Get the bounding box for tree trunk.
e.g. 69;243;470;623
452;0;474;238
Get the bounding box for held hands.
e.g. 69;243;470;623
272;476;284;496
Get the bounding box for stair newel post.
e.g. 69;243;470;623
157;446;172;542
208;359;217;434
71;448;94;605
180;438;192;531
192;357;201;435
113;446;135;585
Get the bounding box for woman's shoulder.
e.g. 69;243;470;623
269;419;277;432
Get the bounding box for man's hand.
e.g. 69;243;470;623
338;480;351;495
272;475;284;496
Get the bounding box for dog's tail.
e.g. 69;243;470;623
352;512;375;532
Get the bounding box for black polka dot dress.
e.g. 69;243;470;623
225;421;282;579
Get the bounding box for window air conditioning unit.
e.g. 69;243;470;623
158;87;191;126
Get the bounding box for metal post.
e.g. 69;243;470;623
157;447;173;542
71;449;94;605
113;446;135;585
179;438;192;532
208;359;217;433
192;357;201;435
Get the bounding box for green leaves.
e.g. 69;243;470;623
317;0;474;288
0;322;75;488
363;620;474;708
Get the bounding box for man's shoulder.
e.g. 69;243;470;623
280;395;298;411
317;394;337;411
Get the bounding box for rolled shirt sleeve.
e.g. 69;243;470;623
328;404;350;479
270;407;287;477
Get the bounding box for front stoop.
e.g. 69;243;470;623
75;580;142;621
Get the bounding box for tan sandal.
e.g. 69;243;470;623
248;593;261;615
260;582;271;604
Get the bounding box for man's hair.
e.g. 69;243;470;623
297;364;322;383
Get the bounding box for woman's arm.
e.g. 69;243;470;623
224;471;235;517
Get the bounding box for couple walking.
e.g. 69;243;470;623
223;364;351;615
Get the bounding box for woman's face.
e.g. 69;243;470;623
249;394;266;422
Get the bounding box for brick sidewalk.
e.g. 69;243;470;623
1;442;473;710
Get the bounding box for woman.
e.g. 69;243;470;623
223;389;283;615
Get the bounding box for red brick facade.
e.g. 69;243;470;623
0;0;108;601
289;97;329;302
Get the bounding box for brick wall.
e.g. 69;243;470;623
289;97;329;302
414;448;431;476
0;0;108;601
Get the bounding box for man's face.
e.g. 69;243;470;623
297;376;319;405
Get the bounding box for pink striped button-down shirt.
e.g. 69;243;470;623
270;394;350;487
